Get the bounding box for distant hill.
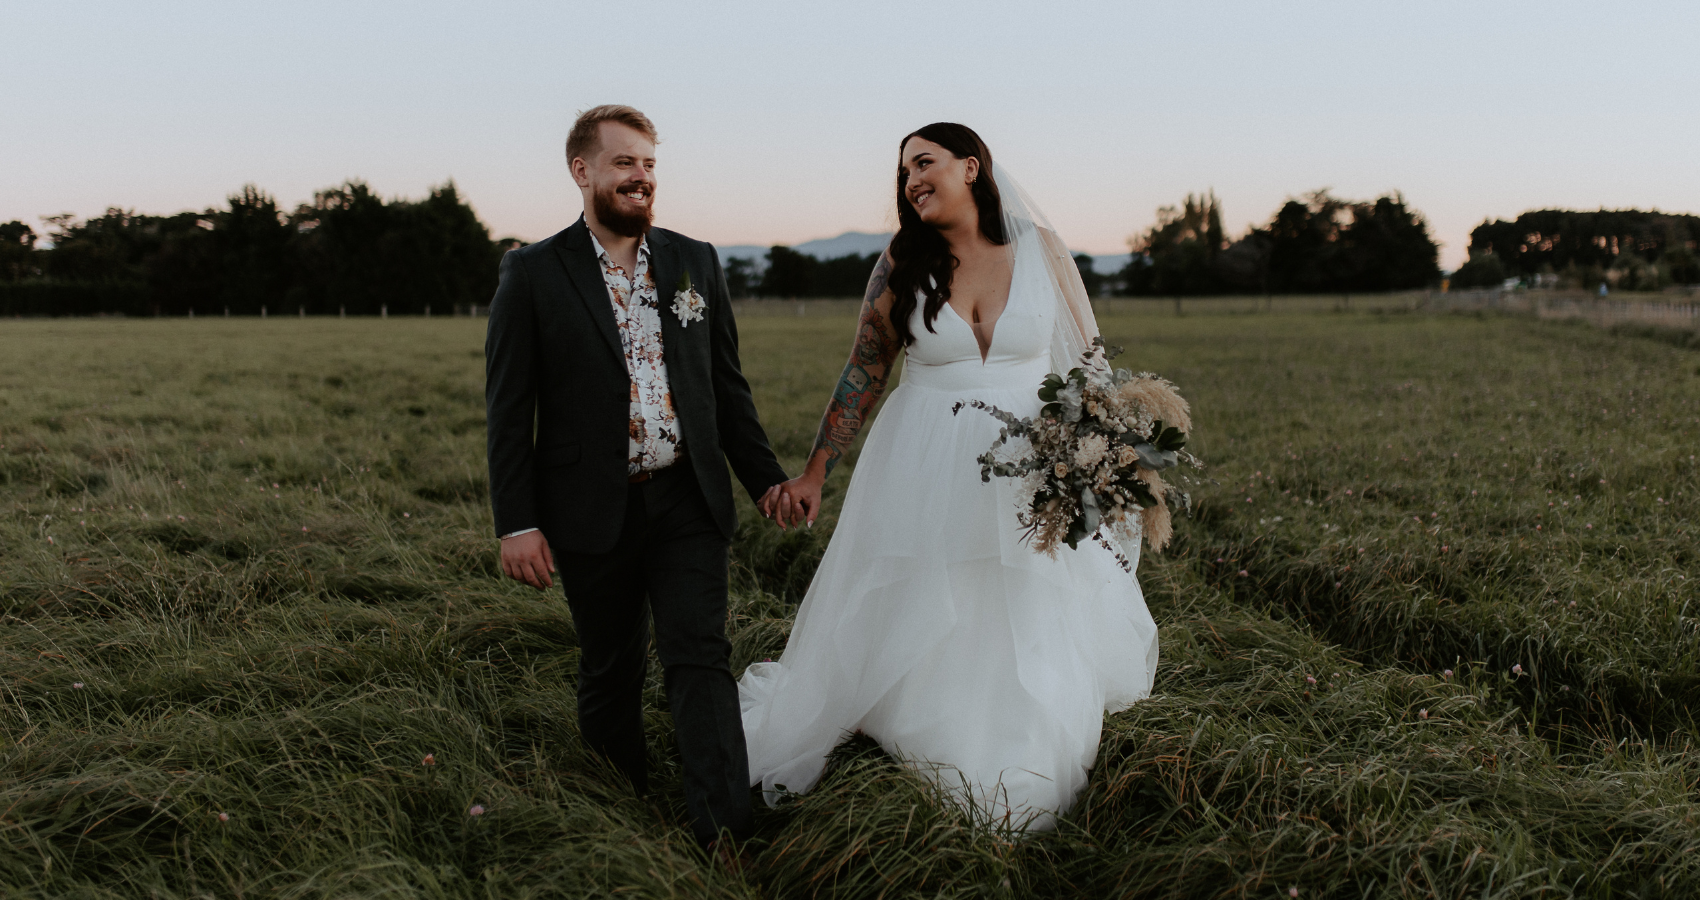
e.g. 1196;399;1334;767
1077;252;1131;275
718;231;1131;275
716;231;892;269
794;231;893;259
713;244;771;267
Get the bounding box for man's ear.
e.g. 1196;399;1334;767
570;157;590;188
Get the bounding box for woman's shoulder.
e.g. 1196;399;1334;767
1032;225;1069;258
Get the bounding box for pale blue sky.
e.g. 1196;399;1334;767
5;0;1697;268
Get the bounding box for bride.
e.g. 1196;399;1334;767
743;123;1159;829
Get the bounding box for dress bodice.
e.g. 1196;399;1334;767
900;244;1056;394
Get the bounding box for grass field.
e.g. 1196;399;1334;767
3;308;1699;898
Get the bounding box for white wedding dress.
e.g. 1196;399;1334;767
738;176;1159;829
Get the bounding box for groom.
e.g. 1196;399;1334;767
484;104;788;848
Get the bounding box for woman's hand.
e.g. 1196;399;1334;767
768;472;824;529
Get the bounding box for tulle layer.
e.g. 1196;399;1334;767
739;370;1159;828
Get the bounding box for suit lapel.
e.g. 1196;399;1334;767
649;230;691;375
552;218;625;364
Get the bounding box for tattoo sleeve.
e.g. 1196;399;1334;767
811;253;899;478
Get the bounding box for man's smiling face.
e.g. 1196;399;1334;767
574;120;656;237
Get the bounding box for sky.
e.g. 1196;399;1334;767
4;0;1698;269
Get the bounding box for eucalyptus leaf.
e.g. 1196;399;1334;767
1134;443;1179;470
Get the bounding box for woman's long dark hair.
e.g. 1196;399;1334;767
887;123;1008;347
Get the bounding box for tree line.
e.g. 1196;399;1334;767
1113;189;1442;297
1451;209;1700;291
723;247;882;299
729;187;1443;302
731;194;1699;300
0;181;511;317
7;183;1697;316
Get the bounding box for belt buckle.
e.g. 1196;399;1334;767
629;453;685;484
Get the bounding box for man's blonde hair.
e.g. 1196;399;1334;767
565;105;659;165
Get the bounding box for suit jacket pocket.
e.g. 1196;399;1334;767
538;441;582;467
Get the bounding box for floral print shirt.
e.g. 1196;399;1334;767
591;232;682;476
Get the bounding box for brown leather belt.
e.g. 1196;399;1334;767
629;454;687;484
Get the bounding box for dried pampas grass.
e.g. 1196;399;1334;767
1136;467;1174;552
1117;376;1191;433
1120;375;1188;553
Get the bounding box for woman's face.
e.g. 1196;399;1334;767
901;136;979;229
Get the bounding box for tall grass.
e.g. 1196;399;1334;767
2;311;1698;897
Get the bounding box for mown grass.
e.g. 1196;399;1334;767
2;310;1698;898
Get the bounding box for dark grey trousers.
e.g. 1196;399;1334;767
553;463;751;846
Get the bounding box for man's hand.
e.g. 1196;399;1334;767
758;484;799;528
500;530;556;589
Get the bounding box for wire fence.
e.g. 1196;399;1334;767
734;289;1700;336
1431;288;1700;330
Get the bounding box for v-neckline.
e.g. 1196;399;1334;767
943;251;1019;364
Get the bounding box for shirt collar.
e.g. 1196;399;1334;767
588;229;650;269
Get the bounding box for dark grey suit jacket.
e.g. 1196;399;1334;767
484;217;787;554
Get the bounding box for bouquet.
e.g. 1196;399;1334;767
953;339;1201;569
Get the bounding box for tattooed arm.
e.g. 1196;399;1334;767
812;251;900;478
762;251;900;527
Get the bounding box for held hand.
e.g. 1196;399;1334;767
757;484;785;521
499;530;556;590
773;473;824;529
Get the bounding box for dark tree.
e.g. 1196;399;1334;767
1467;209;1700;289
1260;190;1438;293
4;180;504;316
814;252;881;297
1073;254;1105;297
1449;251;1511;289
289;180;495;315
213;185;293;314
1215;232;1272;294
1665;245;1700;285
1338;194;1441;291
724;257;757;298
1125;191;1226;296
1122;188;1438;297
39;208;174;284
1264;192;1349;293
0;221;36;281
759;245;815;298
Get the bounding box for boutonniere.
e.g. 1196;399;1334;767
672;272;706;326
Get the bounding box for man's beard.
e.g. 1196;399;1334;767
593;182;654;238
